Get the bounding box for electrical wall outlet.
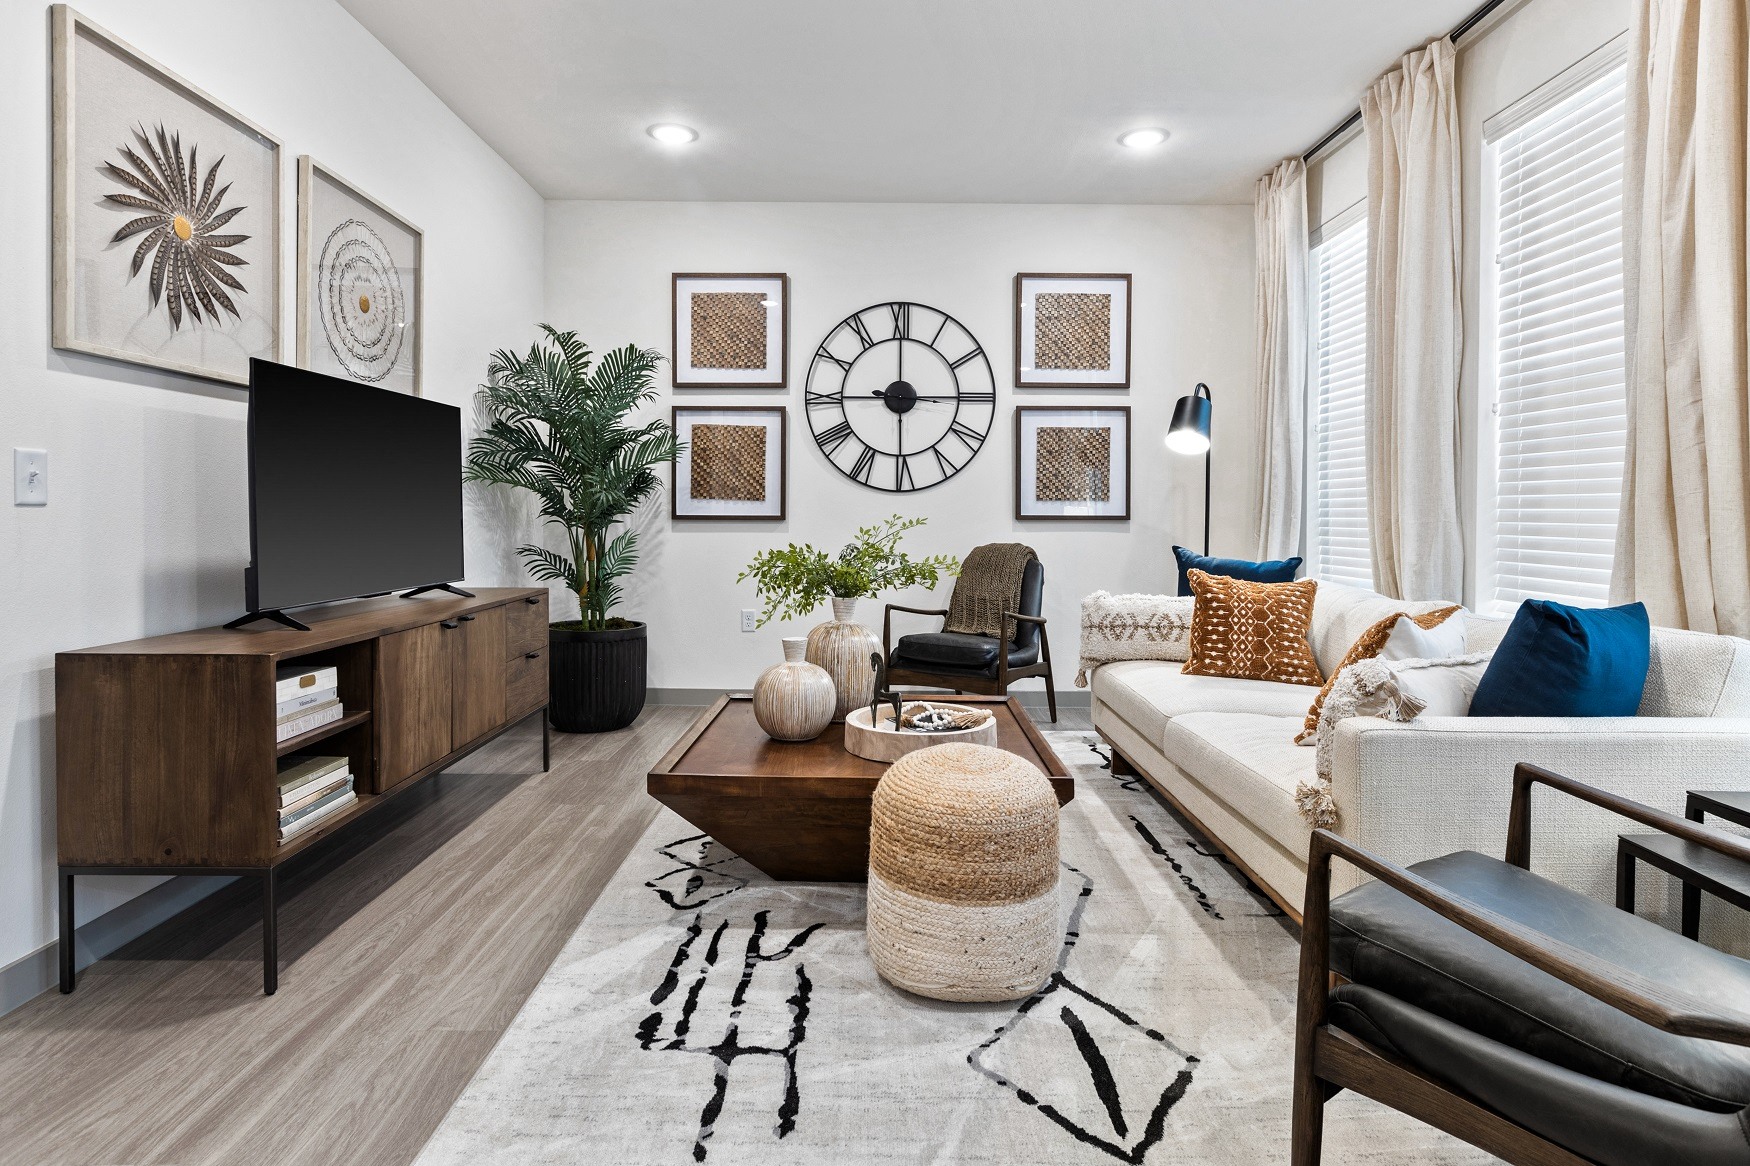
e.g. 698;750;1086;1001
14;449;46;506
740;609;758;633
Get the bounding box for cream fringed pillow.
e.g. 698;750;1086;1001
1294;605;1464;744
1181;570;1324;686
1075;592;1194;686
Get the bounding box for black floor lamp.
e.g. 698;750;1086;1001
1166;382;1213;555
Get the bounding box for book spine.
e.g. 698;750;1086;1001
277;687;338;720
280;772;353;814
279;792;357;843
276;703;344;743
275;668;338;702
276;759;350;800
278;784;353;830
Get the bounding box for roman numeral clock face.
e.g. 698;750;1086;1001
806;301;996;492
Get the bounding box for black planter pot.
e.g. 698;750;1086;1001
548;622;648;733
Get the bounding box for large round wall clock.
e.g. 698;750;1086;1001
805;301;996;492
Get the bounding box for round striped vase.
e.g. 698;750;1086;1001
752;637;836;742
866;743;1061;1002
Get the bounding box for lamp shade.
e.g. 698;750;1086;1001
1166;387;1212;455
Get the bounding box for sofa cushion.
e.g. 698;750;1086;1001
1471;600;1650;718
1308;582;1455;678
1642;626;1750;718
1091;663;1316;750
1160;713;1316;854
1330;848;1750;1112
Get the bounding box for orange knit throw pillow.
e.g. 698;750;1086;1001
1182;571;1324;687
1294;605;1464;743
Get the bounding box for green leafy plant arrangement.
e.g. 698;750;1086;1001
737;515;960;628
464;325;681;631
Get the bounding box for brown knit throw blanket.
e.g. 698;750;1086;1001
944;543;1037;640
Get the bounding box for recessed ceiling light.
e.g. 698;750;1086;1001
647;123;698;145
1118;127;1168;149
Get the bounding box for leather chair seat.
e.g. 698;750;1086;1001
1329;849;1750;1116
892;631;1039;676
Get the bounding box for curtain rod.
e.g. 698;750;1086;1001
1299;0;1513;163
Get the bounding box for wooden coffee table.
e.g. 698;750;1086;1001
647;694;1073;881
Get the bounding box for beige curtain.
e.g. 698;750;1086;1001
1253;158;1309;561
1612;0;1750;636
1362;38;1465;601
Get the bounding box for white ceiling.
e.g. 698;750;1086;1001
337;0;1480;204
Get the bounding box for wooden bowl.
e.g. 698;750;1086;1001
843;702;999;762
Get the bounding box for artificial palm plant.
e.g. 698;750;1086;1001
465;325;680;631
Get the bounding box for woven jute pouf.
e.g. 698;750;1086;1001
867;742;1060;1002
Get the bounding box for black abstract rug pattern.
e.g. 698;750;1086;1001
417;732;1492;1165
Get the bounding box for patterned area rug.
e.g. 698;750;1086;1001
416;732;1493;1165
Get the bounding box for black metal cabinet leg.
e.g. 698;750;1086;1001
1682;882;1702;940
1614;847;1635;914
262;868;278;996
543;712;550;772
59;870;75;993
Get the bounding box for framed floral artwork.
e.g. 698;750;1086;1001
51;5;283;386
1015;406;1131;520
1014;273;1131;388
297;157;423;394
671;406;787;520
672;274;789;388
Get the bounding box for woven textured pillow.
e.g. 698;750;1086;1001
1295;605;1462;744
1181;570;1323;686
1075;591;1194;686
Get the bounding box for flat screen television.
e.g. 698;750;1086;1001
241;358;464;625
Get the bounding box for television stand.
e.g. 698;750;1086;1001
401;582;475;600
224;609;312;632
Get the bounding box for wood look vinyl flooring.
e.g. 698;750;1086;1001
0;700;1085;1166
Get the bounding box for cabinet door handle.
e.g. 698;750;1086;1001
524;596;540;605
458;614;476;622
440;620;460;630
525;651;541;660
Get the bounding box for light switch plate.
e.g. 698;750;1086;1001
14;448;46;506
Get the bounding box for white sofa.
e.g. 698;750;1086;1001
1089;581;1750;928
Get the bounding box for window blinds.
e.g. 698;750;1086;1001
1308;217;1372;590
1487;65;1628;611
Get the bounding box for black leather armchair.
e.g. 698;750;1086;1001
1294;762;1750;1166
881;556;1056;721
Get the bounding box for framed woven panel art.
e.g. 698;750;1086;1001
1013;273;1131;388
672;406;787;519
672;274;789;388
1014;406;1130;520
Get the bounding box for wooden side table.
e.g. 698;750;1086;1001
1616;790;1750;939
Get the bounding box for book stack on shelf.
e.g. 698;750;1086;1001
277;663;343;743
278;754;356;844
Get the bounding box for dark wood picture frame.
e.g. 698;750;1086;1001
671;273;790;389
1013;273;1133;389
1013;405;1132;521
670;405;788;521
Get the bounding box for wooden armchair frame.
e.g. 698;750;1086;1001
881;603;1057;722
1294;762;1750;1166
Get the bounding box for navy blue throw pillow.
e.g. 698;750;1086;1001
1173;546;1301;597
1469;599;1651;718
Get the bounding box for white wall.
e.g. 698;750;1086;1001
544;201;1256;692
0;0;544;977
1304;0;1631;606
